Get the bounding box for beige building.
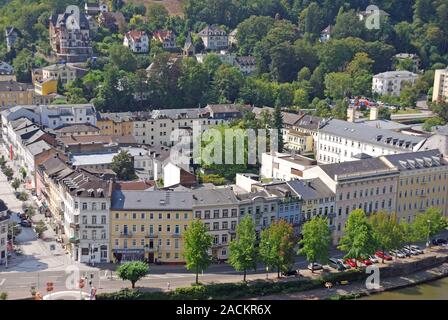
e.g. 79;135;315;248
432;68;448;103
381;149;448;222
110;190;193;264
303;158;400;244
0;80;34;107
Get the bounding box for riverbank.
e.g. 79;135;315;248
252;247;448;300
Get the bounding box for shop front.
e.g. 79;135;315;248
113;249;145;263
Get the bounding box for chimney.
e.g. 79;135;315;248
347;107;355;123
370;106;379;121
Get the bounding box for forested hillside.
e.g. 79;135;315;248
0;0;447;121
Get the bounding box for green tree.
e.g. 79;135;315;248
109;44;138;72
299;216;331;273
2;166;13;180
423;116;445;131
259;220;296;278
369;212;403;263
338;209;377;267
19;167;27;180
116;261;149;289
399;81;419;108
184;219;213;284
35;221;47;238
379;107;392;120
431;102;448;122
324;72;352;100
111;151;136;181
413;208;447;246
214;64;244;103
332;99;349;120
228;216;258;282
146;3;168;29
11;178;20;191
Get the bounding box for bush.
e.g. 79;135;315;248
17;192;28;202
0;292;7;300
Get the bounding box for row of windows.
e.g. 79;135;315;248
75;202;107;211
81;229;107;240
399;186;446;198
194;209;237;219
116;224;187;234
115;238;180;249
114;212;189;220
204;221;237;231
80;215;107;225
398;198;445;211
400;174;447;185
338;199;394;216
134;119;220;128
305;206;334;216
340;186;394;200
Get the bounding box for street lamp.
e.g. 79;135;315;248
426;220;431;248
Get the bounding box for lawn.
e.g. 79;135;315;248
393;108;422;115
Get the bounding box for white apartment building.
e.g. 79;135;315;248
123;30;149;53
261;152;317;181
372;70;418;96
1;104;97;130
432;68;448;103
59;170;112;263
132;108;223;147
192;187;239;261
198;25;228;51
316;118;426;164
0;200;8;265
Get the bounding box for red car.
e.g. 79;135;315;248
358;258;372;266
345;258;357;268
375;251;392;261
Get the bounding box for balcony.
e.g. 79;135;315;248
171;233;181;238
144;233;158;238
119;232;133;238
229;229;236;234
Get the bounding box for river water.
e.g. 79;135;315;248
364;277;448;300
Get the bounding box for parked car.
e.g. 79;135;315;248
338;259;351;269
375;251;392;261
410;245;423;254
432;238;447;246
328;258;346;271
282;269;299;277
403;246;421;255
390;249;406;258
368;255;378;264
399;248;412;257
307;263;323;271
345;258;357;268
358;258;372;266
19;220;31;228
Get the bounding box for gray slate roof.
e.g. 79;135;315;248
319;119;425;151
382;149;446;170
26;140;52;156
319;157;394;180
111;190;192;210
192;187;239;207
287;178;334;200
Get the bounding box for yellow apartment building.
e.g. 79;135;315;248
97;112;134;136
110;190;193;264
34;78;57;96
381;150;448;222
0;80;34;107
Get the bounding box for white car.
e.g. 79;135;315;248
338;259;351;269
368;255;378;263
390;250;406;258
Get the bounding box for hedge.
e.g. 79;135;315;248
97;269;364;300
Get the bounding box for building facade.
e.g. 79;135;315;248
198;25;228;51
0;200;9;265
110;190;193;264
49;5;92;62
432;68;448;103
372;71;418;96
192;187;239;261
123;30;149;53
0;80;34;107
316;118;426;164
